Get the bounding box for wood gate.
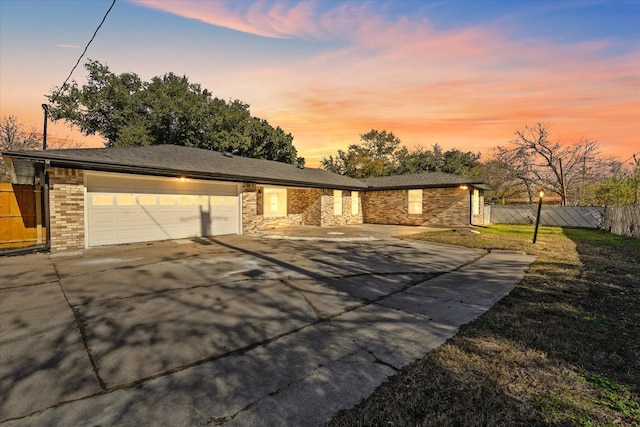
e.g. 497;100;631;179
0;182;45;249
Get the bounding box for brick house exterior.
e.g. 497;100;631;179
363;187;471;227
2;145;488;252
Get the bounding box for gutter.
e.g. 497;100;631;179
2;155;368;191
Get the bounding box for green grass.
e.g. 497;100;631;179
327;225;640;426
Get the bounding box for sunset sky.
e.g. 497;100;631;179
1;0;638;167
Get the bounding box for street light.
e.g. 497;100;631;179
533;190;544;243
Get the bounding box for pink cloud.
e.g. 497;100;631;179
131;0;335;39
19;1;637;166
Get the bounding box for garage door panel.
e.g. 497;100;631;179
87;174;240;247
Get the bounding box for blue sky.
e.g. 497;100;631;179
1;0;638;164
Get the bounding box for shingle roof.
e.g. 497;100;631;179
362;172;484;190
2;145;490;190
2;144;367;190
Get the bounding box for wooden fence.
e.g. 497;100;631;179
488;205;604;228
601;205;640;238
0;182;45;249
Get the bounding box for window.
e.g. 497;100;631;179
408;189;422;214
472;189;480;216
91;195;113;206
351;191;359;215
139;195;157;205
334;190;343;215
263;187;287;217
117;195;136;205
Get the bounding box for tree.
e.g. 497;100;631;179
321;133;480;178
494;123;618;205
474;157;529;204
0;115;41;152
0;115;83;181
321;129;401;178
0;116;41;181
47;60;299;164
592;154;640;205
441;147;482;175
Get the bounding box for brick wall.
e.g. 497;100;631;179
362;187;470;226
291;188;322;226
49;167;85;252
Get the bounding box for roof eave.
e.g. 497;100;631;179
3;153;367;190
366;182;485;191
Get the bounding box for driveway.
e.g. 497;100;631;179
0;231;535;426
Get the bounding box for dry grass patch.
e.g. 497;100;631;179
327;225;639;426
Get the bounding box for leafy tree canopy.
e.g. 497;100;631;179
47;60;300;164
321;129;480;178
591;155;639;206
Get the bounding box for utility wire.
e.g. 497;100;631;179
50;0;117;102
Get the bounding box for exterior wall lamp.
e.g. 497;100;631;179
460;184;468;190
533;190;544;243
177;176;188;182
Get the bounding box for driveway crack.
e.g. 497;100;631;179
52;262;106;390
218;348;362;424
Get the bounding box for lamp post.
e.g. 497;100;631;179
533;190;544;243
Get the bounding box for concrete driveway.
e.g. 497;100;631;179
0;230;535;426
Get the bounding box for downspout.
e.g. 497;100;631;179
43;160;51;251
469;186;473;226
42;104;51;251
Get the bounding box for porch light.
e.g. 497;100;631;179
177;176;188;182
533;189;544;243
460;184;468;190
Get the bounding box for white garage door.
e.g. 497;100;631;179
86;172;240;247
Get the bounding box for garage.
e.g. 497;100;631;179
86;172;240;247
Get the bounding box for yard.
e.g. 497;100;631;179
328;225;640;426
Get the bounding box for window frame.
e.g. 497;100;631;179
351;191;359;215
263;187;288;218
408;189;423;215
472;188;480;216
333;190;343;215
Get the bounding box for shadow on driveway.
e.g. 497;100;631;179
1;234;534;426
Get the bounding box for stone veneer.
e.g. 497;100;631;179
242;185;363;232
362;187;471;227
320;190;363;226
49;167;85;252
471;191;485;225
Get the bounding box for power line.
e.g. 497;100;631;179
50;0;117;102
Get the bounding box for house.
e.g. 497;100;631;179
1;145;488;252
362;173;489;227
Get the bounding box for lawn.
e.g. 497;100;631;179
327;225;640;426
